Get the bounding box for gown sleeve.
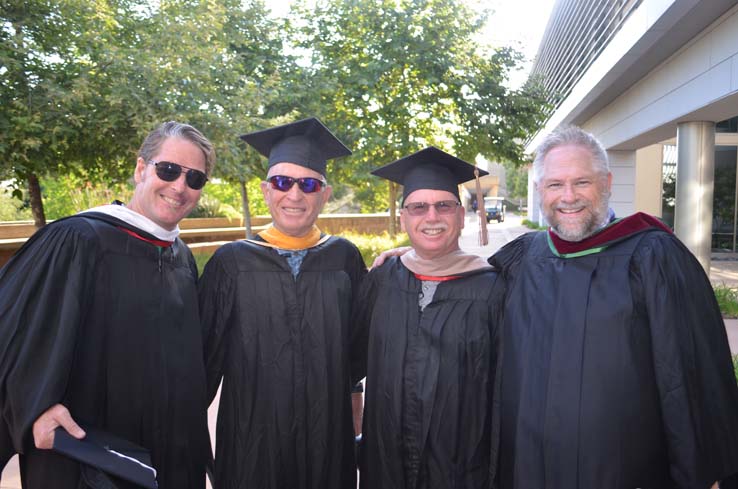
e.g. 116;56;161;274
346;242;368;385
634;231;738;487
0;220;97;454
349;265;380;386
197;245;237;403
487;232;536;276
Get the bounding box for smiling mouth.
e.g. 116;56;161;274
558;207;584;214
422;228;445;236
282;207;305;214
162;196;184;208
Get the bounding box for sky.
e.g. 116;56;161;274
270;0;557;89
480;0;557;88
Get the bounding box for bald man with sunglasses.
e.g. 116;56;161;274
0;121;214;488
197;117;367;489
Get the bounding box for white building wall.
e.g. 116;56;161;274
607;150;637;217
584;5;738;150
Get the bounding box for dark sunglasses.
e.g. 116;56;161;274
403;200;461;216
148;161;208;190
267;175;326;194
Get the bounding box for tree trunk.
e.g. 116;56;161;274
388;181;397;237
240;178;253;239
28;172;46;228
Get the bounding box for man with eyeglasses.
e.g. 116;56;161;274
0;121;214;488
351;147;503;489
197;117;367;489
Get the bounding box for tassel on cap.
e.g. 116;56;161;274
475;167;488;246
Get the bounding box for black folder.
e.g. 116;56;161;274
52;424;157;489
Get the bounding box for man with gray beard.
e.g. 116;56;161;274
490;125;738;488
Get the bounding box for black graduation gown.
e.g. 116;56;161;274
353;257;503;489
490;229;738;489
0;213;209;489
197;236;367;489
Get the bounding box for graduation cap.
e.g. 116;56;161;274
372;146;490;245
53;425;157;489
371;146;488;201
240;117;351;176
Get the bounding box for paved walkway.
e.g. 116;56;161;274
2;212;736;487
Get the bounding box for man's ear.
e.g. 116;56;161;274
133;157;147;185
320;185;333;207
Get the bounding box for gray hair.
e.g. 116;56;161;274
532;125;609;184
137;121;216;176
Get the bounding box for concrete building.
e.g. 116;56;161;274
526;0;738;272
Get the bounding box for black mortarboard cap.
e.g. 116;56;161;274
371;146;488;202
53;425;157;489
240;117;351;176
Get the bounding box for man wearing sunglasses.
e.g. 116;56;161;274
351;147;503;489
198;117;367;489
0;121;214;489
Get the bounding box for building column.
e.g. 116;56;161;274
527;169;542;225
674;121;716;273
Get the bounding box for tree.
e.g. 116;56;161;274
292;0;547;233
1;0;297;232
126;0;297;237
0;0;142;226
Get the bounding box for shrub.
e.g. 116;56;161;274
734;355;738;384
713;284;738;318
0;188;32;220
201;177;269;217
40;173;133;219
193;251;213;276
340;231;411;268
522;219;546;230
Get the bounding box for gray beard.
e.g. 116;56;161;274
546;200;611;242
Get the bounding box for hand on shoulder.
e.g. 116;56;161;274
371;246;412;270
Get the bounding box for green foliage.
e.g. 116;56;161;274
201;177;270;217
193;251;214;277
40;172;133;220
339;231;411;268
1;0;290;223
3;0;548;222
713;284;738;319
734;355;738;383
290;0;548;212
503;162;530;201
522;219;546;230
0;187;32;220
1;1;145;211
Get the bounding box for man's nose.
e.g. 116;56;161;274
170;172;188;191
425;205;441;220
560;183;578;201
285;181;303;199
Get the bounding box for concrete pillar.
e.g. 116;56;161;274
527;169;542;225
674;121;716;273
